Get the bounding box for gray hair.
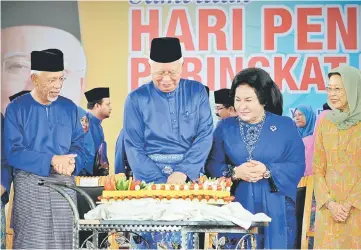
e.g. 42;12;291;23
30;70;41;76
148;57;184;65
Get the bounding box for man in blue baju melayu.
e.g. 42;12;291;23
123;37;214;249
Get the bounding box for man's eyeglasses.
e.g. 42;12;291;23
45;77;67;84
151;68;181;79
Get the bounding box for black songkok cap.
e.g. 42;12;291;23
214;89;233;106
31;49;64;72
9;90;31;101
85;88;110;103
150;37;182;63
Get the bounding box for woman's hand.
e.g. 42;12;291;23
248;160;267;175
328;201;350;222
234;161;264;183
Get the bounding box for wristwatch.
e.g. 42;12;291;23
263;170;271;179
231;167;238;180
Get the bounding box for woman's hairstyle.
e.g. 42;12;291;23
323;103;331;110
230;68;283;115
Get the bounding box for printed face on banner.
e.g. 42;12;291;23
1;25;86;113
150;60;182;93
234;84;264;123
327;74;349;112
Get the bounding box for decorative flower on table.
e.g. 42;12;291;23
171;242;181;249
157;242;168;250
86;241;95;249
115;233;128;246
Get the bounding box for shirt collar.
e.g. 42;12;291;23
88;112;102;125
152;79;183;97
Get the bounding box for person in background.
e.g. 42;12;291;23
1;90;32;248
82;87;112;176
214;88;237;121
313;65;361;249
114;129;129;176
293;105;316;248
206;68;305;249
4;48;86;249
123;37;213;249
293;105;316;176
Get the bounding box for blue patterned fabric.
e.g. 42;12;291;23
215;197;296;249
130;153;193;249
1;202;5;249
148;154;184;176
308;193;316;249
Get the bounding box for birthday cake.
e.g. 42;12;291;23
98;175;234;204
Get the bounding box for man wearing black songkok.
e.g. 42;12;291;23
4;48;86;249
214;88;237;120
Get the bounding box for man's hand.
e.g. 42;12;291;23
328;201;350;222
51;154;77;176
167;172;187;184
1;185;6;197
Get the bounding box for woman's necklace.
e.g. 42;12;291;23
238;113;267;161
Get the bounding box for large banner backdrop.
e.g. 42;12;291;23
128;1;360;117
2;1;360;170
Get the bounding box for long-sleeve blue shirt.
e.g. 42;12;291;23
123;79;213;183
82;112;109;175
4;93;86;176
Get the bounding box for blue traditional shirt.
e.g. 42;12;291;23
1;113;12;205
114;129;126;174
206;112;305;249
123;79;213;183
82;112;109;175
4;93;87;176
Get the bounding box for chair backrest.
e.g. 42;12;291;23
297;176;315;249
5;184;14;249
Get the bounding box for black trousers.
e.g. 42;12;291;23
295;187;306;249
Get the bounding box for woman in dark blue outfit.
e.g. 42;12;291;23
206;68;305;249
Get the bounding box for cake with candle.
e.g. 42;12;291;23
98;175;234;204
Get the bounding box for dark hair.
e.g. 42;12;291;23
224;104;233;109
323;103;331;110
230;68;283;115
328;72;341;78
87;99;104;110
